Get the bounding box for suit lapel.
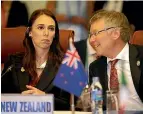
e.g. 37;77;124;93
98;57;108;92
36;60;57;91
129;44;141;93
12;53;30;92
17;67;30;92
17;60;57;92
97;57;108;109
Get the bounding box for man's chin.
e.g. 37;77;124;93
96;49;102;57
96;53;101;57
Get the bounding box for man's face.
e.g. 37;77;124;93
89;19;115;57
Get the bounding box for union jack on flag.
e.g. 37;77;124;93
53;38;88;97
62;46;80;69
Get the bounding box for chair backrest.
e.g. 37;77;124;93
129;30;143;45
1;27;74;63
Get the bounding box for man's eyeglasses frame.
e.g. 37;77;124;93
89;27;118;38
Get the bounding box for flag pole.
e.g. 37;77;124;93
70;94;75;114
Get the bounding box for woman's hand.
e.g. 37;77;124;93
21;85;45;95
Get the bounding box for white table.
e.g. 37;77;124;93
54;111;92;114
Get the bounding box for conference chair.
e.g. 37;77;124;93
129;30;143;45
1;27;74;70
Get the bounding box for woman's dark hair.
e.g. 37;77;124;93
23;9;64;80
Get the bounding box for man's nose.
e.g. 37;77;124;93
89;37;96;45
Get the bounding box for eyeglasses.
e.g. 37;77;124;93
89;27;117;38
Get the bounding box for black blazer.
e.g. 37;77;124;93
1;53;71;110
74;39;87;66
89;44;143;109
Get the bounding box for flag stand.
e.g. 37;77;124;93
70;94;75;114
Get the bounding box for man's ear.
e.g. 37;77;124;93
112;28;120;40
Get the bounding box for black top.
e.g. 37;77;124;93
1;53;71;110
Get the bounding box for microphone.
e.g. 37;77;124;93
1;64;14;78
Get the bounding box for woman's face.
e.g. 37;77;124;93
29;14;55;50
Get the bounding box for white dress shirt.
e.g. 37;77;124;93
107;43;143;110
85;39;97;81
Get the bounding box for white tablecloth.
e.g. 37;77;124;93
54;111;92;114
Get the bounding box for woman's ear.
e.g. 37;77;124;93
26;27;32;37
29;32;32;37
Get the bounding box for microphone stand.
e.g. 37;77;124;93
1;65;13;78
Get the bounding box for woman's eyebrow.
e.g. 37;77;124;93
36;24;44;26
48;25;55;27
36;24;55;27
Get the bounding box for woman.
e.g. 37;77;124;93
1;9;70;110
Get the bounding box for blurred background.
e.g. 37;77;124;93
2;0;143;42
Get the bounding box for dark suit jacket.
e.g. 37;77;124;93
7;1;28;27
89;44;143;110
74;39;87;66
1;53;70;110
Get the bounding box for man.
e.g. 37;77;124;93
89;10;143;110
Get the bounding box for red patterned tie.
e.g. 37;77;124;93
110;59;119;92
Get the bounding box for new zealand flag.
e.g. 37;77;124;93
53;38;88;97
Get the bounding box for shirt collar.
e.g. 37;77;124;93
107;43;129;64
87;38;96;56
37;61;47;69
